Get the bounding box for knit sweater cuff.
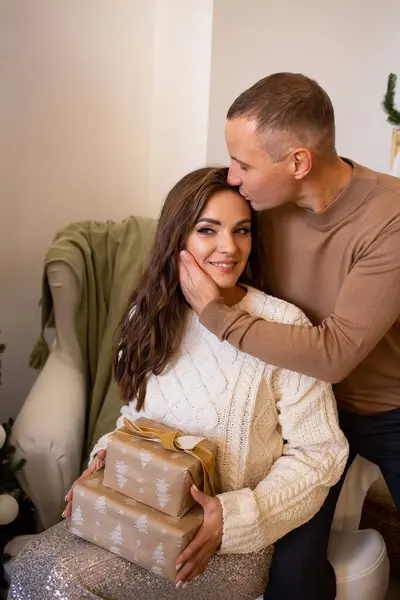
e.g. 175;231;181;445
217;489;260;555
199;298;234;340
88;433;111;466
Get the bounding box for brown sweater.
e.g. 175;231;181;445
201;161;400;414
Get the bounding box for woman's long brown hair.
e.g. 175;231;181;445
114;167;267;410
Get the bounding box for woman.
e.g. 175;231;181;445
9;167;348;600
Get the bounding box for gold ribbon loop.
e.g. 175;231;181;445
120;418;216;496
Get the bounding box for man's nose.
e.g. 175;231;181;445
228;165;242;187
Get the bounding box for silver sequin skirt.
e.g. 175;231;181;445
8;522;272;600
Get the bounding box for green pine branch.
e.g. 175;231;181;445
382;73;400;127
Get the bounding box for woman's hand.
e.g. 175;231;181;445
63;449;107;519
175;485;223;588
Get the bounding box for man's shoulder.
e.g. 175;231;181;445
243;286;311;327
357;162;400;205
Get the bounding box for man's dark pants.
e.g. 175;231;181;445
264;409;400;600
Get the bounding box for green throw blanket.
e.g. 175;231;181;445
30;216;157;463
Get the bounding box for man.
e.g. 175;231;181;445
179;72;400;600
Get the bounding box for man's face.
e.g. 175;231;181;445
226;116;297;211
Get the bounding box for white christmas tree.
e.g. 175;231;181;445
115;460;128;489
110;523;124;546
152;543;166;566
134;514;148;535
109;545;121;555
71;505;84;527
140;447;153;469
156;478;171;509
151;566;163;577
85;477;100;488
93;495;107;515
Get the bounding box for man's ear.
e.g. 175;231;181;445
290;148;312;180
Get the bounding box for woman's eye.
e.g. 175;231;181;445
239;164;249;172
197;227;215;235
235;227;251;235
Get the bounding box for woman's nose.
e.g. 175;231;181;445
218;233;236;255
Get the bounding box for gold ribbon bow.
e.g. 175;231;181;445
119;418;216;496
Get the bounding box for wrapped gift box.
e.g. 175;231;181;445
70;471;203;581
102;417;217;517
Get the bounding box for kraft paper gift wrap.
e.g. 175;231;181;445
70;471;203;581
102;417;217;518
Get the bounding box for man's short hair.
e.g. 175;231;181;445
227;73;336;161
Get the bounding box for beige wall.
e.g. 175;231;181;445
207;0;400;172
0;0;213;420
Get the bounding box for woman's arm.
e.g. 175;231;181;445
217;369;349;554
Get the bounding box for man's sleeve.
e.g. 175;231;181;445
200;222;400;383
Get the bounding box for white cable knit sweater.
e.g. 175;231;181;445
91;286;348;554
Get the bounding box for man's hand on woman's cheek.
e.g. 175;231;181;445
179;250;220;315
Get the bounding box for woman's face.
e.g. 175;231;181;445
185;190;252;290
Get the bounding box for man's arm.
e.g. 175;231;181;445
180;222;400;383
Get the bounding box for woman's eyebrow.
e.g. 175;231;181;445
196;218;221;225
196;218;251;226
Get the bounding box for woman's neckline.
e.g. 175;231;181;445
223;284;248;307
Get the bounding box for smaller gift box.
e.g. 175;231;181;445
102;417;217;518
70;471;203;581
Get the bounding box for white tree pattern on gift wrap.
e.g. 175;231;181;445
156;478;171;509
134;514;148;534
85;477;101;488
109;546;121;555
152;543;166;565
140;447;153;468
151;566;163;577
115;460;128;489
93;495;107;515
71;505;84;526
70;527;83;537
110;524;124;546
